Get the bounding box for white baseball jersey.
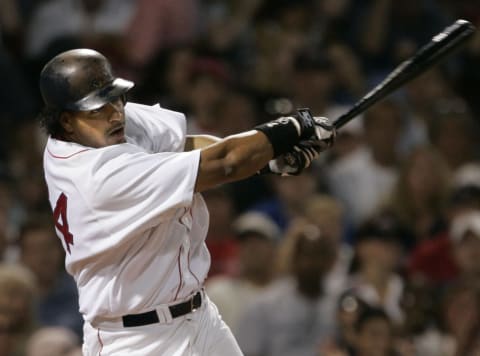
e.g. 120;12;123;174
43;102;211;323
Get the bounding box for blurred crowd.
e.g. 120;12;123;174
0;0;480;355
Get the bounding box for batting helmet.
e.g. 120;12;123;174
39;48;134;111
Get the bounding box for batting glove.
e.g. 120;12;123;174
295;108;336;144
254;108;335;157
261;139;324;176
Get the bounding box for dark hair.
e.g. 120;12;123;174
37;106;65;137
429;98;478;142
354;306;391;332
38;93;128;137
448;185;480;210
355;211;409;246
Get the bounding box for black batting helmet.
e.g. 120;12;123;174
39;48;134;112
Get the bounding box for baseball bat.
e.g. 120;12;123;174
333;19;476;129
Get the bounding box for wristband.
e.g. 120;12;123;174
255;117;301;157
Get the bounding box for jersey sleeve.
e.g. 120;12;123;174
124;102;187;153
77;143;200;235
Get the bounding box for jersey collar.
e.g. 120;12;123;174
46;137;92;159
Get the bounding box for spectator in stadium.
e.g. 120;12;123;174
449;209;480;291
185;57;232;136
430;283;480;356
251;168;318;230
236;221;337;356
319;292;369;356
428;98;480;170
385;146;451;244
346;213;407;325
302;194;353;296
18;216;83;337
203;186;240;278
327;99;403;226
407;181;480;286
122;0;200;79
0;264;36;356
25;327;79;356
206;211;280;335
350;307;397;356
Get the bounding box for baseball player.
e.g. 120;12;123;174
38;48;335;355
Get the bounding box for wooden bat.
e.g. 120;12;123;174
333;19;476;129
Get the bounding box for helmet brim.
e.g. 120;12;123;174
66;78;134;111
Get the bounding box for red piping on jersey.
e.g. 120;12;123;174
47;147;90;159
174;246;183;300
187;248;200;286
97;328;104;356
185;206;200;285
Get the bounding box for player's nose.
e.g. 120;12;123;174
107;98;124;122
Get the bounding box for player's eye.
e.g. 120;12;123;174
89;107;104;115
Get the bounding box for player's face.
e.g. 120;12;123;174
61;97;126;148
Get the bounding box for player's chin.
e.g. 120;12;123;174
107;128;126;145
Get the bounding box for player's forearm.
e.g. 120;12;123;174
194;111;336;191
184;134;222;151
194;131;273;192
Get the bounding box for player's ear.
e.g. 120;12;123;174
59;112;75;134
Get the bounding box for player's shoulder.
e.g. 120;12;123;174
44;138;148;180
125;102;186;123
44;136;93;161
45;136;140;160
124;102;187;152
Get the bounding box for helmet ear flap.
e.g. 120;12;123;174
121;94;127;105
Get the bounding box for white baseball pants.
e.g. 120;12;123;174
82;294;243;356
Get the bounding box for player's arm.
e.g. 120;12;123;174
195;130;273;192
194;110;336;193
184;134;221;151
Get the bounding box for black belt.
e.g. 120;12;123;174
122;291;202;327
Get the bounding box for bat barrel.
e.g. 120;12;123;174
333;19;476;130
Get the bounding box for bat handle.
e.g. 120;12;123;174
333;106;363;129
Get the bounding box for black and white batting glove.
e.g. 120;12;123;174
260;140;323;176
296;108;336;145
255;108;335;157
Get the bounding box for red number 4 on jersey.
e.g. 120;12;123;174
53;193;74;254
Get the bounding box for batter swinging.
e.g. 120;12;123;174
38;48;335;355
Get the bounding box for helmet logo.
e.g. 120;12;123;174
91;79;101;89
